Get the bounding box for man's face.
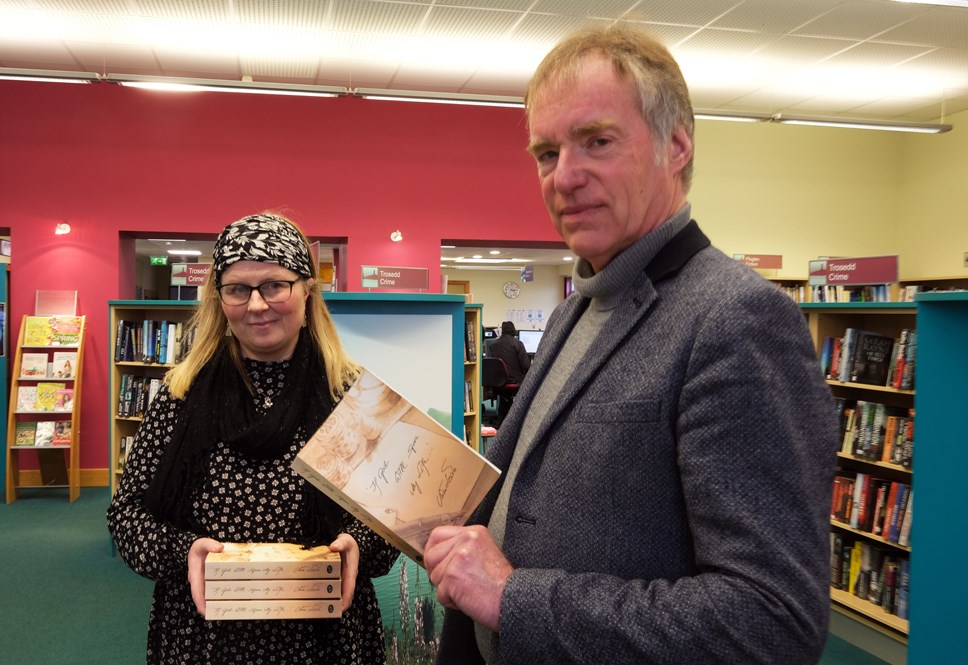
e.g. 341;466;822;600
527;55;691;272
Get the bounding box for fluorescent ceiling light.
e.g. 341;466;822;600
167;249;202;256
444;257;528;264
773;114;952;134
694;109;772;123
356;88;524;108
894;1;968;7
0;67;96;84
107;74;346;98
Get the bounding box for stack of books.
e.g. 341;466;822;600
204;543;341;621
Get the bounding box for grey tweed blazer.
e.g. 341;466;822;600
438;222;839;665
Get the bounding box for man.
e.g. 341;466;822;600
424;25;839;665
486;321;531;425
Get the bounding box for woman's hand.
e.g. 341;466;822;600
188;537;224;617
328;533;360;612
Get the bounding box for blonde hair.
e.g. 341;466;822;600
525;24;695;191
166;216;359;401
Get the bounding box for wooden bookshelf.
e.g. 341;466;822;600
801;302;915;641
463;304;482;453
5;315;85;503
108;300;197;497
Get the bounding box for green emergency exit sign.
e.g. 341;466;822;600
150;256;168;266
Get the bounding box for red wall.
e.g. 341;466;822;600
0;80;554;473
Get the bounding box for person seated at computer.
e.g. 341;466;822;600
488;321;531;425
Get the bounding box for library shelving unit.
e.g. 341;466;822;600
908;291;968;663
764;276;808;302
463;304;482;452
108;300;197;497
801;302;915;642
6;315;86;503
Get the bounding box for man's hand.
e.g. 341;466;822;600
188;537;223;617
424;525;513;632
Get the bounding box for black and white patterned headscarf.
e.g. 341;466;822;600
213;213;315;283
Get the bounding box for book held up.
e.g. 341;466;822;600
293;369;501;565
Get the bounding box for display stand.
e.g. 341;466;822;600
6;314;85;502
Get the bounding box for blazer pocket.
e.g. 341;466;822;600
575;399;661;423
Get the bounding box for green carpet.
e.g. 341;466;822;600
0;486;889;664
0;487;152;664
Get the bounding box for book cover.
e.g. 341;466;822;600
205;543;340;580
14;421;37;446
16;385;37;411
48;315;82;346
35;382;66;411
20;352;49;378
849;331;895;386
23;316;54;346
34;420;55;447
53;387;74;412
292;368;501;565
51;351;77;378
52;420;72;446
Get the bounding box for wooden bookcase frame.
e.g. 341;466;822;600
5;315;86;503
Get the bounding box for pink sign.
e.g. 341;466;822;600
734;254;783;269
170;263;212;286
808;256;898;286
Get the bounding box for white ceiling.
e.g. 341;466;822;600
2;0;967;124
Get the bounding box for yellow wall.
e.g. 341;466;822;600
898;108;968;279
451;111;967;315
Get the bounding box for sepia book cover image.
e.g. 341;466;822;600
293;368;501;565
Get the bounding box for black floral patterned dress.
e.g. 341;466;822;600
108;358;399;664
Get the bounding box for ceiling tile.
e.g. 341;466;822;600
618;0;746;27
236;0;330;28
331;0;427;34
876;5;968;47
711;0;843;33
423;6;522;40
793;0;927;41
531;0;640;20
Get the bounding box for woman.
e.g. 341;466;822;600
108;213;399;664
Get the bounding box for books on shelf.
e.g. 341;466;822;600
115;319;190;364
23;315;82;347
20;352;49;378
117;374;163;418
35;382;66;412
14;421;37;446
16;385;37;411
292;368;501;564
204;543;341;621
34;421;55;447
52;420;72;446
830;535;909;619
824;328;916;390
51;351;77;379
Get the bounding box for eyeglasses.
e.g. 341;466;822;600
216;279;299;306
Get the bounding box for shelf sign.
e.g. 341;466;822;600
150;256;168;266
733;254;782;269
361;265;428;291
171;263;212;286
808;256;899;286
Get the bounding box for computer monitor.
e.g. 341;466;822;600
518;329;543;354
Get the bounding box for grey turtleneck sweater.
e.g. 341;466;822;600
476;204;692;663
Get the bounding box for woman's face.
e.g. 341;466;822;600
219;260;312;361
